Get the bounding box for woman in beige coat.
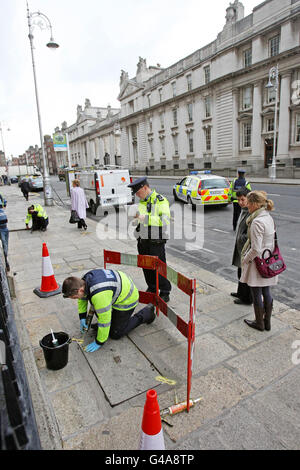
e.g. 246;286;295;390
240;191;277;331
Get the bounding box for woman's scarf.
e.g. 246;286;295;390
241;207;265;261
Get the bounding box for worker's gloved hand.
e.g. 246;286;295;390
25;225;30;230
85;341;101;353
80;319;88;333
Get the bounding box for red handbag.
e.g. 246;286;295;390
254;232;286;278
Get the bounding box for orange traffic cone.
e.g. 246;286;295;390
139;389;165;450
34;243;62;298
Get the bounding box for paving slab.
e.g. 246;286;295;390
84;335;161;406
227;328;300;389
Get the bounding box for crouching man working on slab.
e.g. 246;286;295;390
62;269;156;353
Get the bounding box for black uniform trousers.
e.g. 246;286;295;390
137;239;171;295
31;213;49;231
237;268;252;304
232;202;242;231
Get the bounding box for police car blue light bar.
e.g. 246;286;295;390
190;170;211;175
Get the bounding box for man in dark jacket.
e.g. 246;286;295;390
231;188;252;305
229;169;252;231
20;179;30;201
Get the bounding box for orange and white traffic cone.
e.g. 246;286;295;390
139;389;165;450
34;243;62;298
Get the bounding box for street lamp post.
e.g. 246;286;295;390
26;2;59;206
266;64;279;181
0;122;11;185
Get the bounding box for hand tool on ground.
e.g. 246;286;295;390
81;306;95;346
160;397;203;416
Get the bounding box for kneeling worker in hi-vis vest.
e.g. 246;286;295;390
25;204;49;232
62;269;156;353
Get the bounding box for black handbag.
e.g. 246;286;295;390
69;210;80;224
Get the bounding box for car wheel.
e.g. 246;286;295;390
89;200;97;215
187;196;196;210
173;190;179;202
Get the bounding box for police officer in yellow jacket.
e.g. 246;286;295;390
229;169;252;231
62;269;156;353
128;177;171;302
25;204;49;232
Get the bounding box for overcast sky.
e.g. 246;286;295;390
1;0;259;159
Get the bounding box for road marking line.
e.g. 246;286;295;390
213;229;230;234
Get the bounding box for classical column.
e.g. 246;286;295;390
232;88;239;160
277;73;291;158
252;81;262;159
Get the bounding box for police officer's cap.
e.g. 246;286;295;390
128;177;148;194
237;168;246;174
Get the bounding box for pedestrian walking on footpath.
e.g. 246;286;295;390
25;204;49;232
70;179;88;230
241;191;277;332
229;168;251;231
62;269;156;353
0;206;10;271
128;177;171;303
20;179;30;201
231;187;252;305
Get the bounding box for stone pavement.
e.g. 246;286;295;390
3;184;300;450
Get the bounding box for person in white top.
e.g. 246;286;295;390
71;179;89;230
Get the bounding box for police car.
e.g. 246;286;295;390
173;171;230;207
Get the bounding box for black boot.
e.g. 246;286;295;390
264;301;273;331
138;303;156;324
244;304;265;331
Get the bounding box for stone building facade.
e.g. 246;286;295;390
60;99;121;168
118;0;300;175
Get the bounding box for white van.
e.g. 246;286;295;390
66;167;134;215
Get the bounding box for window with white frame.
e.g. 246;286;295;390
128;100;134;113
242;122;252;149
296;114;300;143
172;81;176;97
148;117;153;133
269;34;280;57
188;131;194;153
205;96;211;117
187;103;193;122
160;113;164;129
244;48;252;68
173;134;179;155
267;118;275;133
172;108;178;126
187;74;192;91
204;65;211;84
242;86;252;110
205;127;211;151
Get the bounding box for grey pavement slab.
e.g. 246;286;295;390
84;334;161;406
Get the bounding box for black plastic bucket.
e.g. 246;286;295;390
40;332;71;370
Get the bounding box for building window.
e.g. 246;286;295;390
267;86;276;104
205;127;211;151
188;132;194;153
149;140;154;157
128;100;134;113
160;113;164;129
172;82;176;97
158;88;163;103
187;103;193;122
269;35;280;57
267;118;274;132
173;135;179;155
242;122;252;149
148;117;153;133
160;138;165;155
205;96;211;118
244;48;252;68
242;86;252;110
172;108;178;126
204;65;211;84
187;74;192;91
147;94;151;107
296;115;300;143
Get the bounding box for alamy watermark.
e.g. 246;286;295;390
291;340;300;365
